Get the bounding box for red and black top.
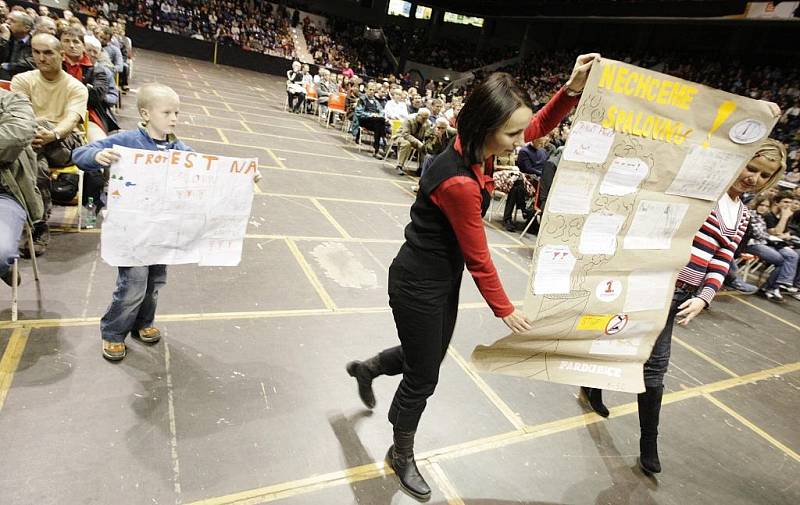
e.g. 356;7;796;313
394;86;579;318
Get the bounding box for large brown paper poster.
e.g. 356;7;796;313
472;58;779;393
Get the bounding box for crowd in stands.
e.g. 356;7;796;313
71;0;295;58
383;24;517;71
0;1;132;261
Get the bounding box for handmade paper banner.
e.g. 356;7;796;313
472;58;779;393
101;146;257;267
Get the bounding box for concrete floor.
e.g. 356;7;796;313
0;50;798;505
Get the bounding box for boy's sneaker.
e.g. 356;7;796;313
777;283;799;293
102;340;126;361
132;327;161;344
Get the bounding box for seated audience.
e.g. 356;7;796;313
394;108;430;176
12;33;88;256
0;88;42;287
286;60;305;114
0;10;34;79
354;82;386;158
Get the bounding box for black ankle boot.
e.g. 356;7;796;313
387;428;431;501
345;355;382;409
581;386;609;417
637;385;664;474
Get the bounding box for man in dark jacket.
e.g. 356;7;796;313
0;11;34;80
0;88;43;286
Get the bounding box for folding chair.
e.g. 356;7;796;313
519;176;543;238
323;92;347;128
382;120;404;160
303;83;318;115
10;222;40;322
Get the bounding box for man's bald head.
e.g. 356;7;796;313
32;33;61;51
31;33;64;76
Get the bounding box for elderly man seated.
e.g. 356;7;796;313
0;10;34;80
316;67;337;121
12;33;88;256
394;108;430;176
0;88;42;287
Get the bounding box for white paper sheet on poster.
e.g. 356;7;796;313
101;145;257;267
623;200;689;250
533;245;576;295
547;170;599;215
599;157;649;196
579;213;627;255
623;270;674;312
666;146;748;201
562;121;616;164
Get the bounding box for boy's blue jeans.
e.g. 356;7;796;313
100;265;167;343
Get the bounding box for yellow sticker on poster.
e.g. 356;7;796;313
576;315;614;331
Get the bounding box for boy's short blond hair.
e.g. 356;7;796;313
137;83;180;113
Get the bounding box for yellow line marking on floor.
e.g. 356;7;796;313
310;198;352;239
0;327;31;413
239;121;253;133
427;463;466;505
485;220;525;246
265;148;286;169
728;295;800;332
252;182;263;194
258;191;409;207
703;392;800;462
302;121;315;132
0;301;518;331
673;336;739;378
490;246;531;275
185;361;800;505
448;347;526;430
188;461;392;505
223;102;234;112
201;105;211;116
164;341;183;495
216;128;230;144
261;164;414;184
284;238;337;310
340;146;361;160
392;180;416;198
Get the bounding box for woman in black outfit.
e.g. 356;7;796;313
346;54;600;501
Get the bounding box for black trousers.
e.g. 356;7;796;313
643;287;694;387
380;263;462;431
503;178;527;222
358;116;386;152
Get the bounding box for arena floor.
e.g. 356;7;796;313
0;50;798;505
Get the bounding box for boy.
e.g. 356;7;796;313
72;83;190;361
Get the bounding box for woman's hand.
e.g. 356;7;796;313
565;53;602;94
676;297;706;326
760;100;781;118
502;309;532;334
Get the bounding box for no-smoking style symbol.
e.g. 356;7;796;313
605;314;629;335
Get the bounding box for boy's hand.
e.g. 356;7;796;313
253;169;263;183
95;148;121;167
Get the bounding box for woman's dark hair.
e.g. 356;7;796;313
457;72;532;165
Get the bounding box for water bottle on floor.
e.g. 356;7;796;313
84;198;96;229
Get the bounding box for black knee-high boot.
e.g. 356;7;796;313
346;355;382;408
387;428;431;501
580;386;609;417
637;385;664;474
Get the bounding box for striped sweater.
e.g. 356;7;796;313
677;201;750;306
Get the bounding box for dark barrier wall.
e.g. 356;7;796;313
126;26;311;78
